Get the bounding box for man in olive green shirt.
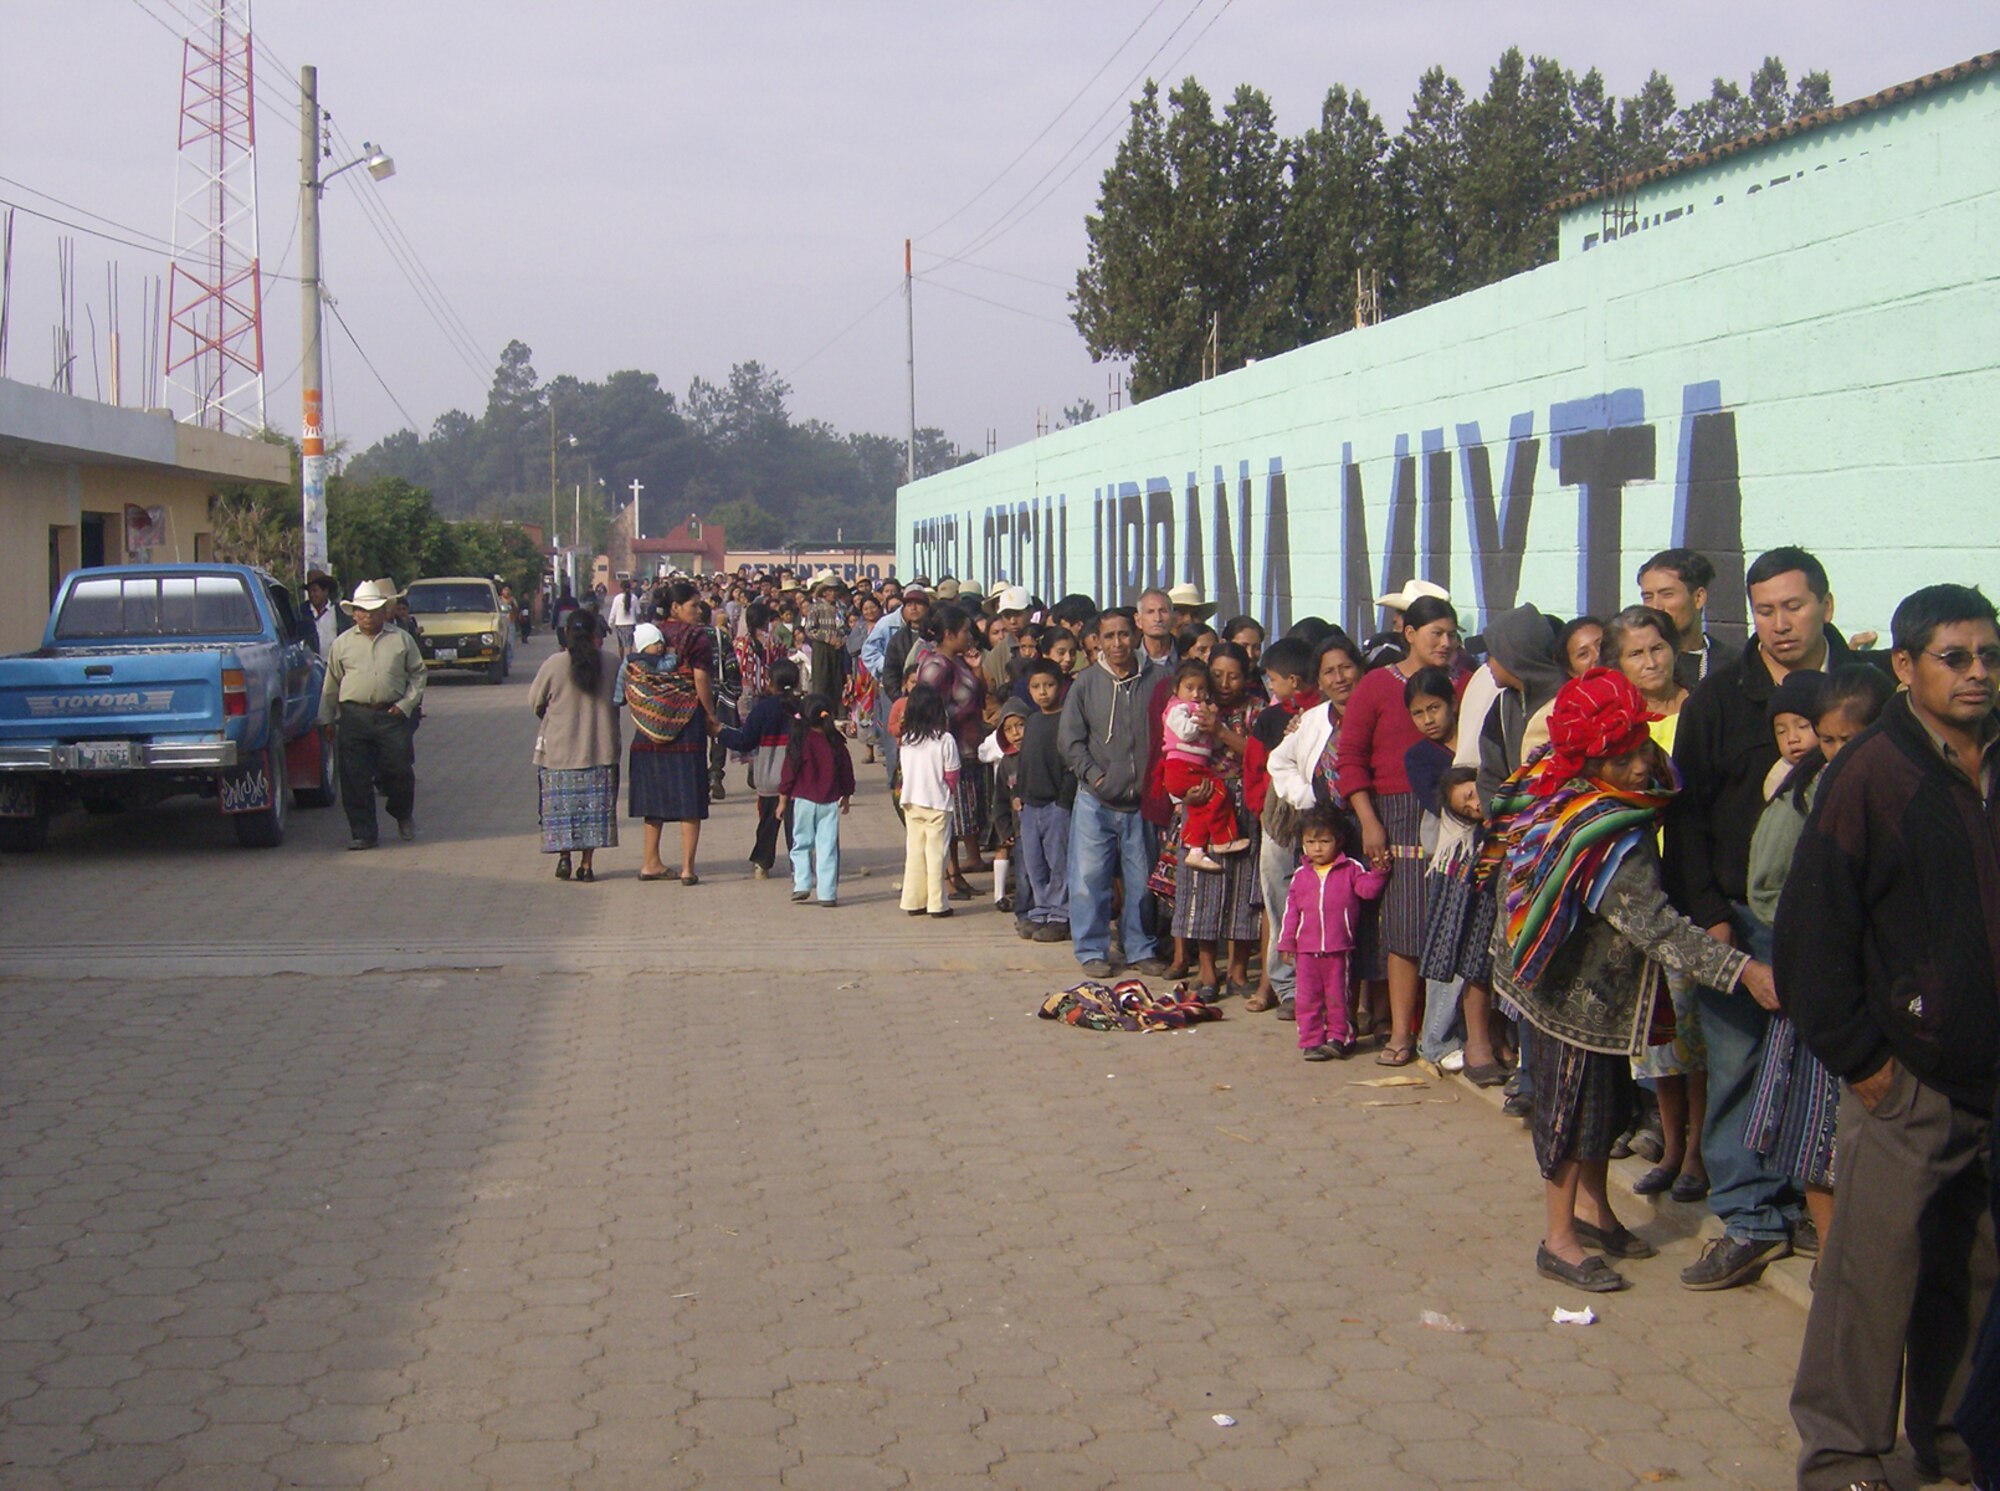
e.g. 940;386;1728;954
319;579;426;848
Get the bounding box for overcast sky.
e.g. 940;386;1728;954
3;1;1993;464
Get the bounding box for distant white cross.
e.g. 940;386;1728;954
628;478;644;539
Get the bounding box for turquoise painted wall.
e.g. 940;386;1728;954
897;67;2000;642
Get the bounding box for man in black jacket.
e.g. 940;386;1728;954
1667;546;1860;1290
1778;583;2000;1491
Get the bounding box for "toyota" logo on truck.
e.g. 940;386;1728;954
25;690;175;717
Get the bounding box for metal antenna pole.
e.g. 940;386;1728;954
299;63;327;578
904;238;916;484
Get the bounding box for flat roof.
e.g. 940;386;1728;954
1553;49;2000;213
0;377;292;486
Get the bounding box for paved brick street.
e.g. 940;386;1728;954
0;633;1829;1490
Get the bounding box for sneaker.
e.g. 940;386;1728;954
791;890;811;903
1276;1000;1296;1023
1329;1039;1356;1059
1130;957;1173;977
1016;921;1038;941
347;836;376;851
1079;959;1116;979
995;897;1014;913
1302;1043;1339;1062
1680;1234;1791;1291
1791;1217;1820;1258
396;817;416;841
1628;1115;1666;1164
1032;922;1071;943
819;899;837;908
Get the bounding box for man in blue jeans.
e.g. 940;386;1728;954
1058;608;1171;979
1667;546;1863;1290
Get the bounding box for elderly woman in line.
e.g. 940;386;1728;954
1481;669;1776;1294
530;610;622;882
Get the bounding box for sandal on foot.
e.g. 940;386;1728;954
1572;1219;1658;1259
638;869;670;882
1244;990;1277;1013
680;872;700;886
1536;1244;1629;1293
1375;1041;1416;1067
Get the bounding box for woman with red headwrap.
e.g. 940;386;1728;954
1480;669;1779;1293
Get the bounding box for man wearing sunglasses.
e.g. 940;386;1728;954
1780;584;2000;1491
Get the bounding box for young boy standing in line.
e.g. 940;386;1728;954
1015;659;1076;943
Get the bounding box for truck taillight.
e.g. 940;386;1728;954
222;668;247;717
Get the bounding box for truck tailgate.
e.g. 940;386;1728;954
0;650;226;742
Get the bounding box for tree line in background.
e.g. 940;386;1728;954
345;342;976;553
1073;51;1832;399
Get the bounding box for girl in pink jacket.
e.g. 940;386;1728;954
1279;805;1390;1059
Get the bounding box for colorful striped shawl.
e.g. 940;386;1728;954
1475;745;1678;991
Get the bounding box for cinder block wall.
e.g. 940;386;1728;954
897;70;2000;641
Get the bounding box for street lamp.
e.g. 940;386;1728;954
298;61;394;578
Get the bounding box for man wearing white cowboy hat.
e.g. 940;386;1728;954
1165;582;1215;628
318;578;426;849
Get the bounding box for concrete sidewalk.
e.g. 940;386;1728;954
0;632;1839;1490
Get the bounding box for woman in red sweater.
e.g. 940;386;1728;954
1334;595;1462;1064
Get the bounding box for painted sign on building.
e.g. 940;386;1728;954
898;62;2000;641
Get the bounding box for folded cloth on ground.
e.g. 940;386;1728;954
1038;979;1224;1032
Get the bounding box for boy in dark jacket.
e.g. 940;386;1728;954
1017;660;1076;943
1779;583;2000;1491
717;658;802;876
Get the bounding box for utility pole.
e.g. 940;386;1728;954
298;65;326;578
904;238;916;485
549;402;558;546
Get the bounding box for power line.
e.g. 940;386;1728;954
912;248;1071;293
913;275;1074;328
955;0;1236;264
782;278;904;380
942;0;1216;264
325;291;420;433
914;0;1173;243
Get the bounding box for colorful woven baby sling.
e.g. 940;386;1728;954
625;655;699;744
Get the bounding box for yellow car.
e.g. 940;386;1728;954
404;576;513;682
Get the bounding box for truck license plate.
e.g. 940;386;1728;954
77;741;134;770
434;647;457;662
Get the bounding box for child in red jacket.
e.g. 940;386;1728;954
1279;804;1389;1059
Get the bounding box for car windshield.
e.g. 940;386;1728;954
406;584;494;614
54;573;260;639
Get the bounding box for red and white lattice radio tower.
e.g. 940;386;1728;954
165;0;265;433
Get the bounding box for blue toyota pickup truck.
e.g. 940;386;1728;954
0;564;333;850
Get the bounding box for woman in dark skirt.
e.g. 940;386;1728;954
1483;669;1776;1294
625;581;721;884
1333;595;1463;1065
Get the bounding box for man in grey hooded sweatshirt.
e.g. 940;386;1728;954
1059;608;1172;977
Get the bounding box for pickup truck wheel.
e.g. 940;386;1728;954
294;728;338;809
232;741;290;848
0;786;50;853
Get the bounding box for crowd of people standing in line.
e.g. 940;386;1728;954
522;549;1996;1491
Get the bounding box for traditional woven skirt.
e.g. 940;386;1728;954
629;734;709;822
539;764;619;851
1531;1035;1636;1180
1745;1014;1838;1188
951;753;989;839
1418;857;1497;984
1376;790;1428;961
1171;780;1261;942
